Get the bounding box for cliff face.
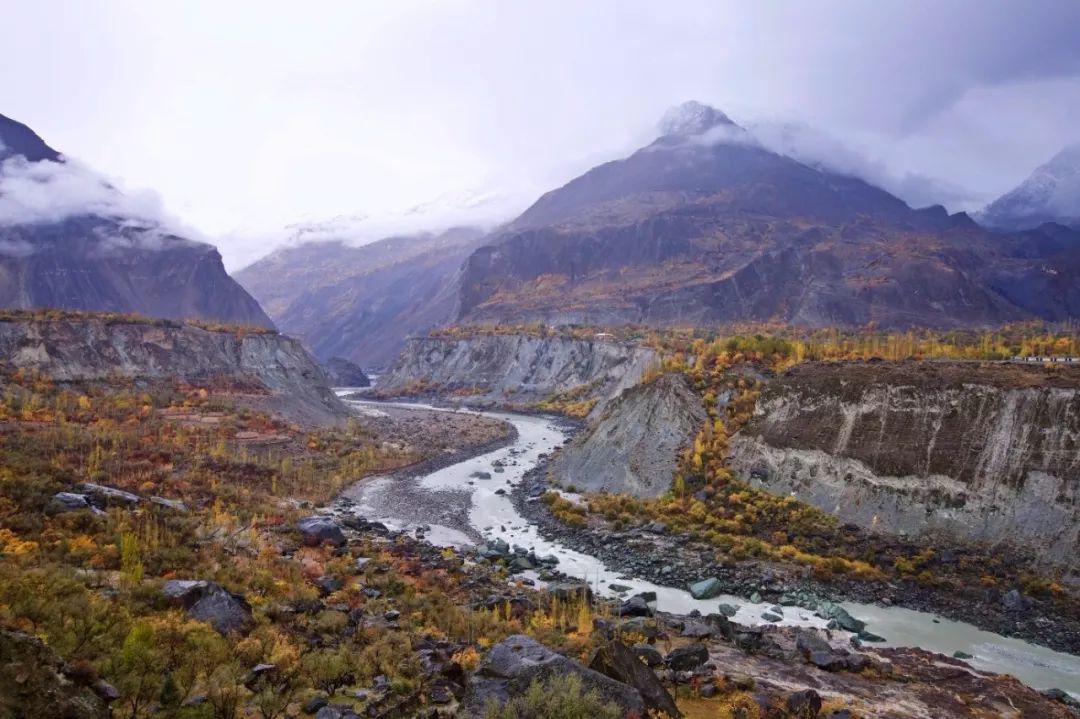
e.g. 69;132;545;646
0;316;346;425
378;334;658;410
549;373;707;497
728;362;1080;567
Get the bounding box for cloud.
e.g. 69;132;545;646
748;121;980;211
0;156;166;226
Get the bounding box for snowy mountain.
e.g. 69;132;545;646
979;144;1080;231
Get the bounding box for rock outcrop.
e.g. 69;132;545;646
378;333;658;412
728;361;1080;568
461;634;647;716
548;373;707;496
0;628;109;719
0;314;347;425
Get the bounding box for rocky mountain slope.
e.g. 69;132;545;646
728;361;1080;568
377;333;657;411
0;113;273;328
458;102;1080;329
548;373;706;497
235;227;485;368
979;144;1080;231
0;312;346;424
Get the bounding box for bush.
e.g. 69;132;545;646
483;672;621;719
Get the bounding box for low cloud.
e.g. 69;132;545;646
749;121;981;211
0;155;205;257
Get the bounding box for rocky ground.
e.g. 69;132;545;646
514;464;1080;657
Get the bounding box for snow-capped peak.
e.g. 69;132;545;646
658;101;735;137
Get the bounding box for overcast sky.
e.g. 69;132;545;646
3;0;1080;269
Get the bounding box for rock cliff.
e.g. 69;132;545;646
0;315;346;425
728;362;1080;568
549;373;706;497
378;334;657;410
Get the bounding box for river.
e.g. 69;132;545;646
340;397;1080;696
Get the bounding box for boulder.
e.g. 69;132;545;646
717;603;739;617
616;595;653;617
461;635;646;716
547;581;593;602
815;602;866;634
150;496;188;512
80;483;141;508
51;492;92;512
795;629;832;658
1002;589;1030;612
786;688;822;718
589;641;681;718
631;644;665;667
298;516;346;547
665;644;709;671
807;651;847;672
162;580;252;634
689;577;722;600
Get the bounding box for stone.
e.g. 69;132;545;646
761;611;783;623
749;591;763;604
508;556;535;572
786;688;822;717
644;521;667;534
51;492;91;511
91;680;121;702
815;602;866;634
188;586;254;635
631;643;665;667
1002;589;1030;612
681;621;714;638
953;650;973;660
302;695;329;714
462;635;646;716
297;516;346;547
313;576;343;596
428;682;454;704
80;483;141;507
616;595;653;617
384;610;401;622
609;583;633;593
665;644;709;671
589;641;682;718
808;651;847;672
150;496;187;512
858;630;885;643
795;629;832;657
547;581;592;602
689;577;722;600
717;603;739;617
243;663;277;689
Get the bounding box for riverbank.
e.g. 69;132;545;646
514;458;1080;657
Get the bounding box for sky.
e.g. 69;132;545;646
3;0;1080;269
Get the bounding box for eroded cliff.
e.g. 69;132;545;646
378;333;658;411
728;362;1080;567
0;315;347;425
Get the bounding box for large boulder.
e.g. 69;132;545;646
689;577;722;600
461;635;646;716
665;643;709;671
298;516;347;547
51;492;92;512
589;641;681;718
162;580;253;635
80;483;141;508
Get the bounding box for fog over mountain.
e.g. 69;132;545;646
3;1;1079;268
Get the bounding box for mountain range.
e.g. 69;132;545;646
0;113;272;328
456;102;1080;329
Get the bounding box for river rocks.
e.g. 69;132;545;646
589;641;682;718
665;644;709;671
461;635;646;716
953;650;973;659
761;611;783;622
717;603;739;617
795;629;832;657
1003;589;1031;612
749;591;763;604
298;516;347;547
616;595;653;617
815;601;866;634
689;577;723;600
